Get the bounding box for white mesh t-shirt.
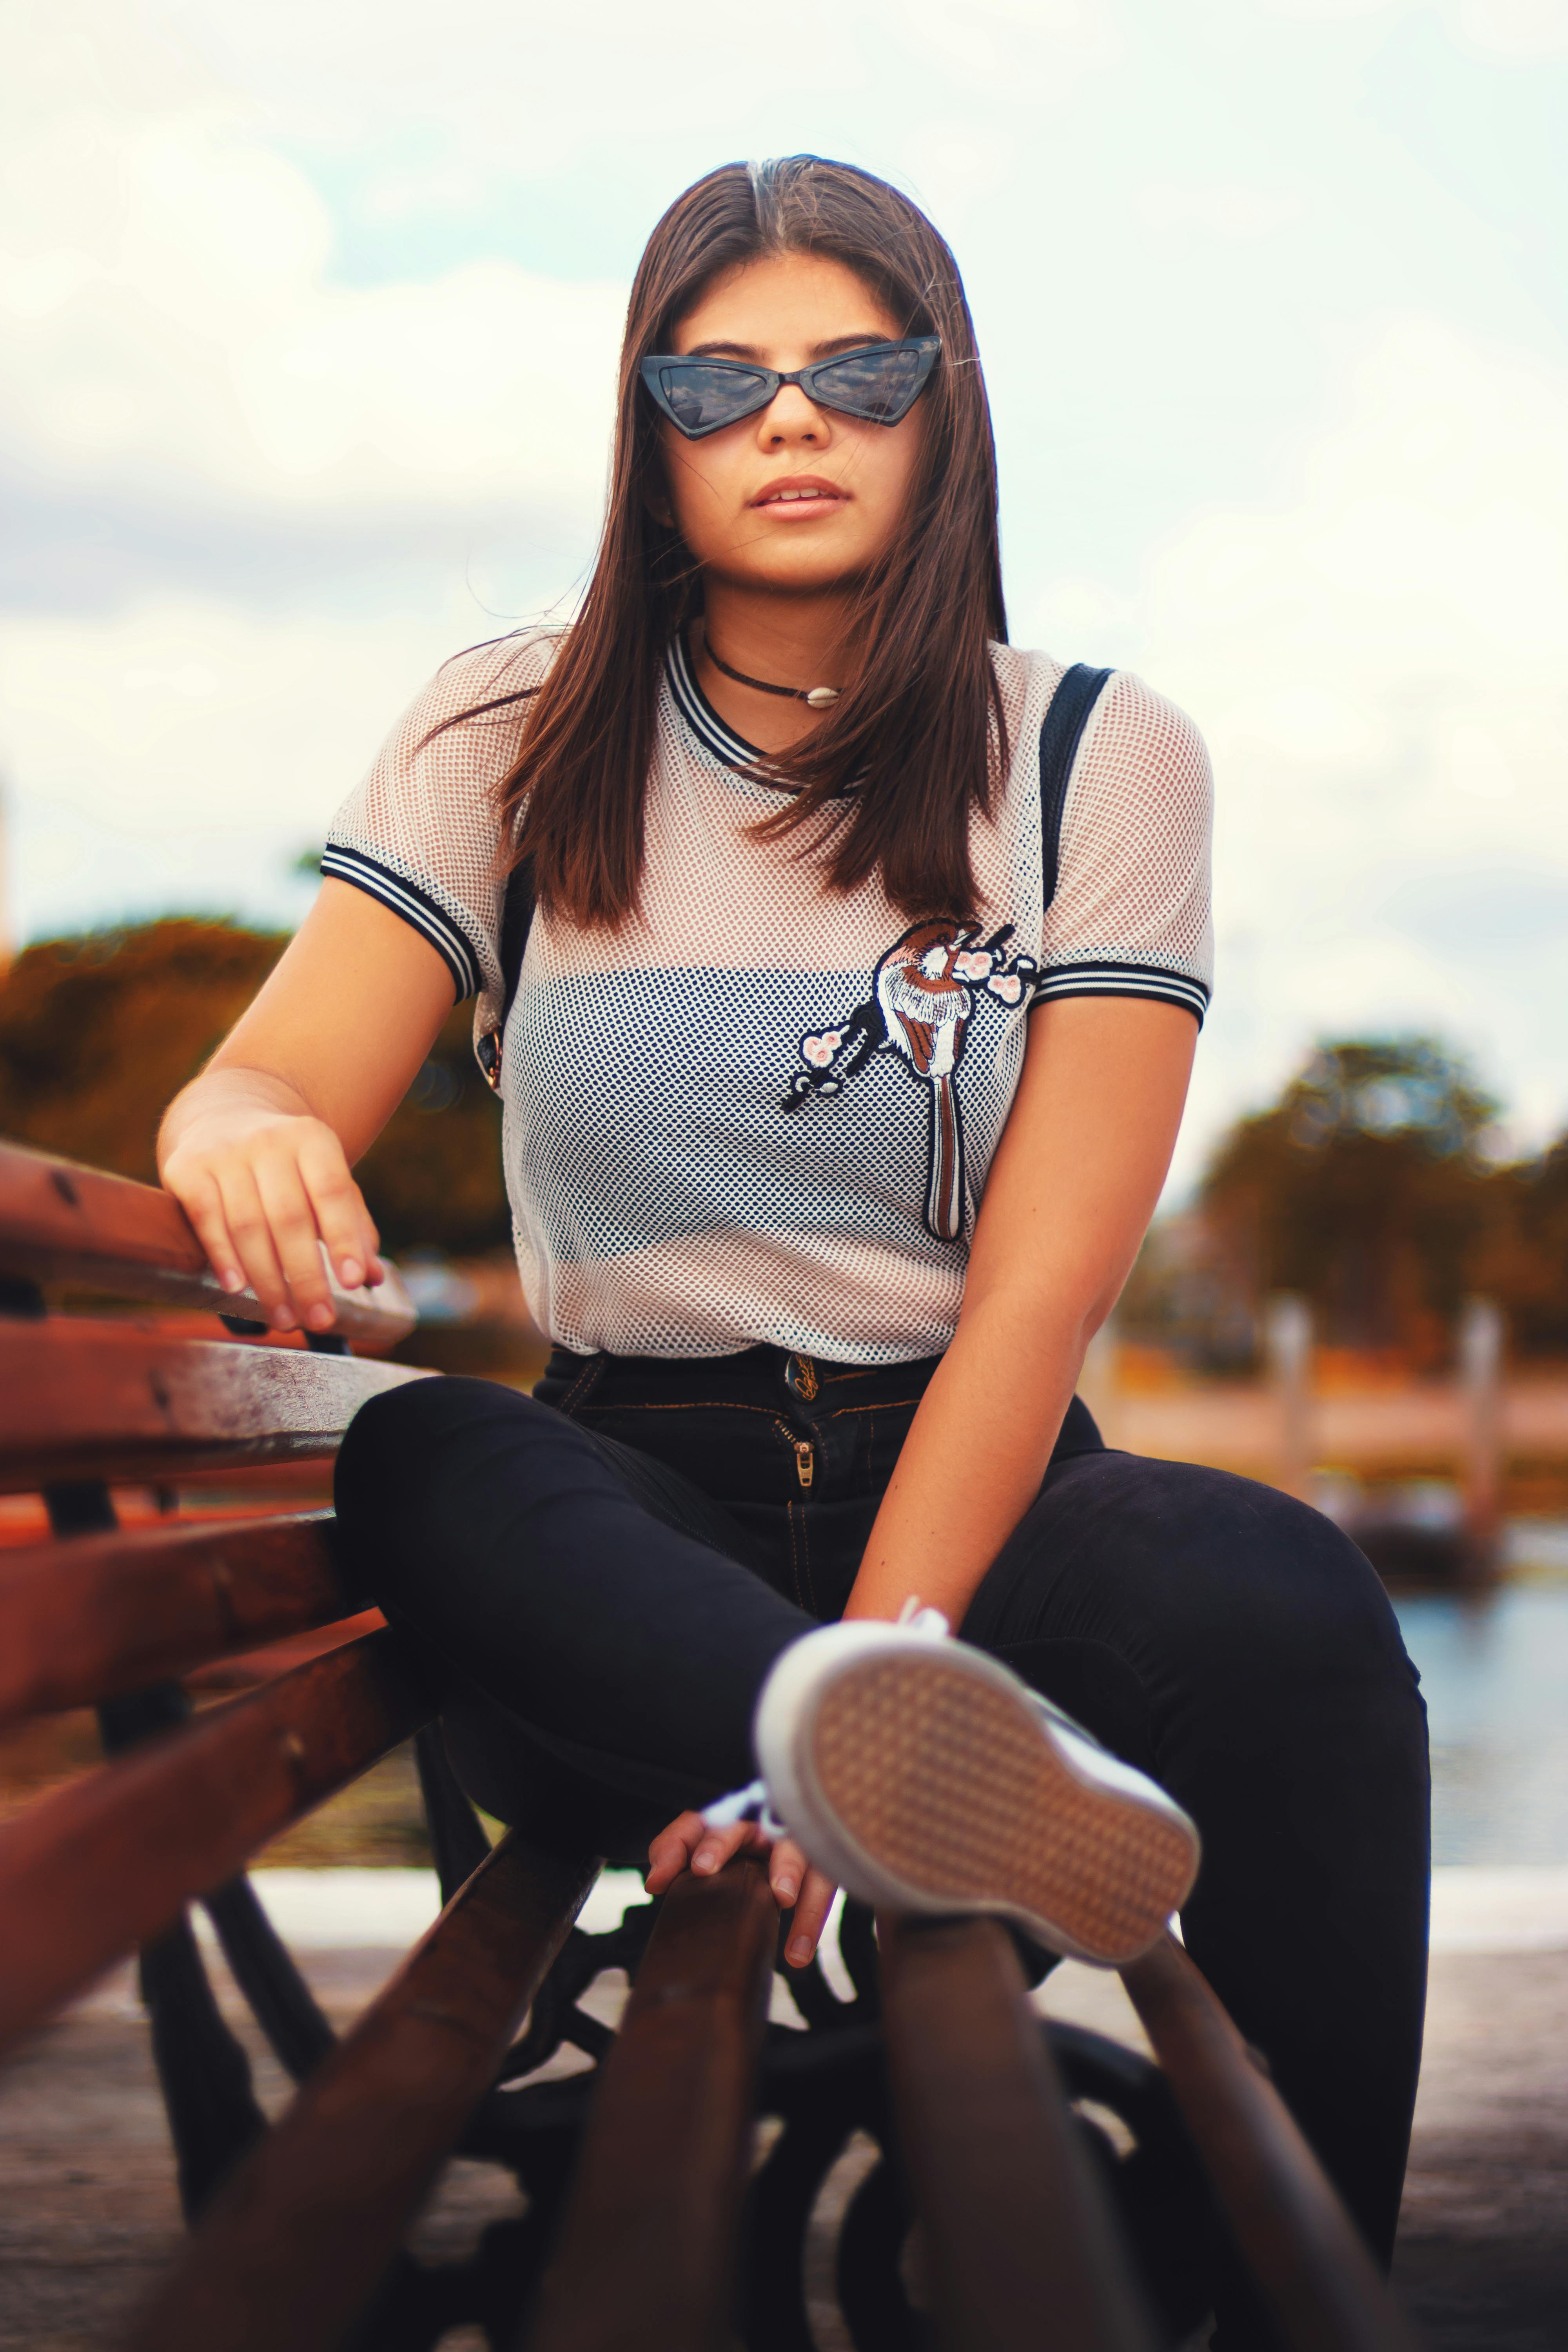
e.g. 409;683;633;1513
325;631;1213;1363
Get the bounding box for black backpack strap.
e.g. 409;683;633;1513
1037;663;1113;911
476;854;536;1089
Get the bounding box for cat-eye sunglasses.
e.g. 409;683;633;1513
640;336;940;440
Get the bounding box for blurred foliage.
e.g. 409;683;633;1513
0;919;510;1256
1468;1144;1568;1359
1201;1039;1499;1359
1125;1036;1568;1367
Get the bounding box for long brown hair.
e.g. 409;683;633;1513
466;156;1007;926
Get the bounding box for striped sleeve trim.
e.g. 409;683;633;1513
321;846;483;1002
1031;960;1210;1026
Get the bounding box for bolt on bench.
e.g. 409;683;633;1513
0;1136;1426;2351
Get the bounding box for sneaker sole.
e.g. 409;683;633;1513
805;1650;1198;1966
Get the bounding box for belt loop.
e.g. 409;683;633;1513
559;1351;608;1417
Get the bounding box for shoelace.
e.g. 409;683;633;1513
699;1779;788;1838
699;1601;954;1839
897;1599;951;1637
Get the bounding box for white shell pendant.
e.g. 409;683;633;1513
806;686;840;709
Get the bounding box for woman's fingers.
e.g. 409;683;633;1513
212;1162;294;1323
768;1835;807;1909
645;1811;704;1893
296;1129;379;1294
769;1837;840;1967
163;1111;383;1324
644;1808;769;1894
170;1171;246;1296
689;1816;764;1877
642;1815;838;1966
253;1152;339;1331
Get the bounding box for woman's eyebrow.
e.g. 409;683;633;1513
680;332;894;361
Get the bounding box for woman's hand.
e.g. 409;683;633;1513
161;1083;384;1335
157;879;459;1332
646;1809;838;1969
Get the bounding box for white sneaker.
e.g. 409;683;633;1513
726;1606;1199;1968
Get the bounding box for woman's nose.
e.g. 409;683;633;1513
755;385;834;450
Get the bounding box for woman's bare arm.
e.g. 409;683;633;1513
842;995;1198;1624
158;879;459;1332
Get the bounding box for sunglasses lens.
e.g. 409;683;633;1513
655;363;771;435
813;346;925;421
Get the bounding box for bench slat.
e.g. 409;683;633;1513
879;1914;1159;2352
1120;1933;1425;2352
0;1140;417;1352
524;1857;778;2352
0;1513;350;1729
0;1319;428;1492
0;1631;430;2055
121;1831;598;2352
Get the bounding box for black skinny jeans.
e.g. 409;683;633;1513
335;1343;1430;2332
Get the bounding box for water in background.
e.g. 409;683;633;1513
1395;1535;1568;1864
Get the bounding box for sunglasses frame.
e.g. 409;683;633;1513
639;336;941;441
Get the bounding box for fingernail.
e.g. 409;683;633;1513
775;1878;798;1904
788;1936;812;1964
692;1851;715;1873
307;1304;334;1330
272;1307;294;1331
221;1269;244;1294
340;1259;362;1289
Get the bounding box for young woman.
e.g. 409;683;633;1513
160;158;1428;2333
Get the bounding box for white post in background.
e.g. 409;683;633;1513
1264;1294;1313;1500
1078;1315;1120;1447
1458;1296;1504;1575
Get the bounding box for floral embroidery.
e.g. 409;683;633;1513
782;921;1038;1243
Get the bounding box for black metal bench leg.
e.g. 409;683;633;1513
138;1916;269;2220
47;1476;274;2221
202;1877;336;2080
415;1720;492;1902
93;1676;271;2218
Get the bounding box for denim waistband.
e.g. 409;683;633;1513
535;1342;943;1419
534;1344;1104;1464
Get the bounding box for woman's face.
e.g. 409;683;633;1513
655;251;926;599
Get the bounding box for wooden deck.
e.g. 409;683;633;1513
1092;1377;1568;1484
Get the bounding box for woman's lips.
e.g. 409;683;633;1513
751;477;846;515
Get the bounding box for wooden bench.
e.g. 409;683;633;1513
0;1136;1428;2350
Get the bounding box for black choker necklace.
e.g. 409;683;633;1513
704;640;840;710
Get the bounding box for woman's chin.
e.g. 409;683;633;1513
711;543;879;599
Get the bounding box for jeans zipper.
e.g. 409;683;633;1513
770;1413;816;1491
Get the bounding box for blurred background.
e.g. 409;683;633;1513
4;0;1568;1867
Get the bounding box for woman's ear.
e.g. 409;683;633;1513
644;460;674;528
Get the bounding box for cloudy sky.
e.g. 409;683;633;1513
3;0;1566;1192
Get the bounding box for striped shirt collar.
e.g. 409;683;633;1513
664;631;762;771
664;630;859;799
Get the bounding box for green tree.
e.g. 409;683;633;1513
0;920;509;1256
1198;1038;1501;1360
1466;1143;1568;1358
